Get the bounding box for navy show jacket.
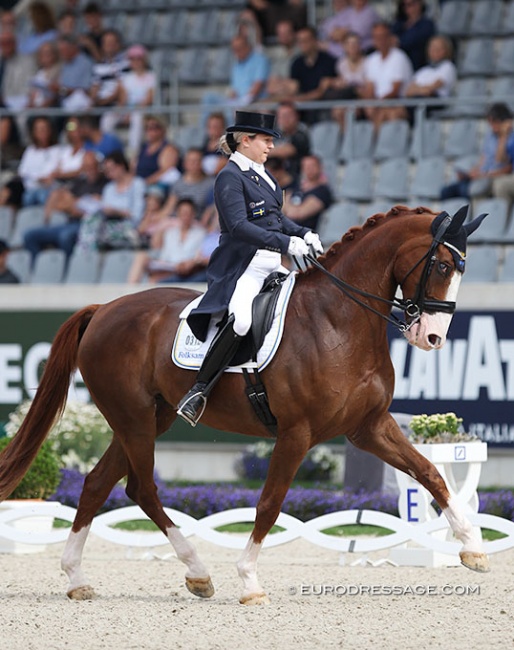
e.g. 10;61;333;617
187;160;310;341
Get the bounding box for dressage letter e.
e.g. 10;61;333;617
407;488;419;522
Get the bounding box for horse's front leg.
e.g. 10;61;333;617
351;413;489;572
237;432;310;605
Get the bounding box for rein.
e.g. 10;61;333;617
304;214;458;333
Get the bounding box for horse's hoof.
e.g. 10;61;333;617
460;551;490;573
239;592;271;606
185;576;215;598
67;585;96;600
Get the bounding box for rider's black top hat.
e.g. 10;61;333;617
226;111;280;138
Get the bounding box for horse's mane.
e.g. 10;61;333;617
299;204;437;278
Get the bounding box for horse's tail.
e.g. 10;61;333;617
0;304;100;501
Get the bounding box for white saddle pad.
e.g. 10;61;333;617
172;272;297;373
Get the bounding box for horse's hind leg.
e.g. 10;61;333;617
351;413;489;572
118;415;214;599
62;437;128;600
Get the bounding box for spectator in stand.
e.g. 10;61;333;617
0;239;19;283
441;103;514;200
77;149;146;250
89;29;129;109
24;150;107;265
78;114;124;159
359;21;413;131
133;114;181;187
392;0;436;71
134;184;168;248
0;30;37;110
493;121;514;211
0;116;60;208
0;9;17;34
265;156;296;192
0;100;24;169
201;112;226;176
27;40;61;109
56;8;77;38
157;147;214;219
78;2;104;62
321;31;366;101
265;19;299;98
288;26;338;123
49;115;86;183
320;0;378;59
245;0;307;42
127;197;206;284
18;1;57;55
404;35;456;119
282;154;333;230
56;34;93;110
266;100;310;183
201;34;270;122
319;0;350;58
101;44;156;155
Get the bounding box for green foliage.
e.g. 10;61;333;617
0;437;61;499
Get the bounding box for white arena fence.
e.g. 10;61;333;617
1;502;514;556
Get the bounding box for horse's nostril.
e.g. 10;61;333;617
428;334;442;347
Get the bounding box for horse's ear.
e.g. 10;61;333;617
464;212;488;238
448;204;469;232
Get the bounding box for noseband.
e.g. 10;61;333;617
304;214;460;333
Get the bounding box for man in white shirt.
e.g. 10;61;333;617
360;21;413;130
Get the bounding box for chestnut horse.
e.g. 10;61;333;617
0;205;489;605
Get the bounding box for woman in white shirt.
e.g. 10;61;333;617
101;44;156;155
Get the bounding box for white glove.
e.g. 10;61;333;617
287;236;309;257
304;231;324;255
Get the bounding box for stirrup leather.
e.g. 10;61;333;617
177;391;207;427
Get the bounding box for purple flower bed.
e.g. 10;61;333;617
50;469;514;522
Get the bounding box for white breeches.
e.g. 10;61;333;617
229;250;287;336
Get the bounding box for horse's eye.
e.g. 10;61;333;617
438;261;451;277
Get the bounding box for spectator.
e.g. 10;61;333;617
319;0;351;58
78;1;104;62
133;114;181;187
57;9;77;38
89;29;129;108
266;19;299;98
202;34;270;122
27;40;61;109
289;26;338;123
127;197;206;284
77;149;146;251
392;0;436;71
321;31;366;101
107;44;156;154
157;147;215;219
18;1;57;55
404;35;456;118
78;114;124;159
135;184;169;247
201;112;227;176
0;30;37;109
360;21;413;130
320;0;378;59
0;10;17;34
49;115;86;183
0;116;60;208
441;103;514;200
56;34;93;110
0;99;24;169
267;100;310;182
24;150;107;264
245;0;307;41
283;154;333;230
265;156;296;191
0;238;19;283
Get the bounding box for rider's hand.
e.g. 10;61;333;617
287;236;309;257
304;231;324;256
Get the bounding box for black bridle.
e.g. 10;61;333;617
303;214;459;334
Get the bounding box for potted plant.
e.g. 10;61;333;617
0;437;62;553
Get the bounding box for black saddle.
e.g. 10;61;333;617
230;271;288;366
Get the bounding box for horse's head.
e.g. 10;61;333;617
398;205;486;351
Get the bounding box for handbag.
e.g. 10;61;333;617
77;210;141;251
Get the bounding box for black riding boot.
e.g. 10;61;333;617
177;317;243;426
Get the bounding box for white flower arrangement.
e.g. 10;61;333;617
6;400;111;472
409;412;478;444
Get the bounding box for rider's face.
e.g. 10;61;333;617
241;133;275;164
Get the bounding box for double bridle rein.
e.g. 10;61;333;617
304;213;460;334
